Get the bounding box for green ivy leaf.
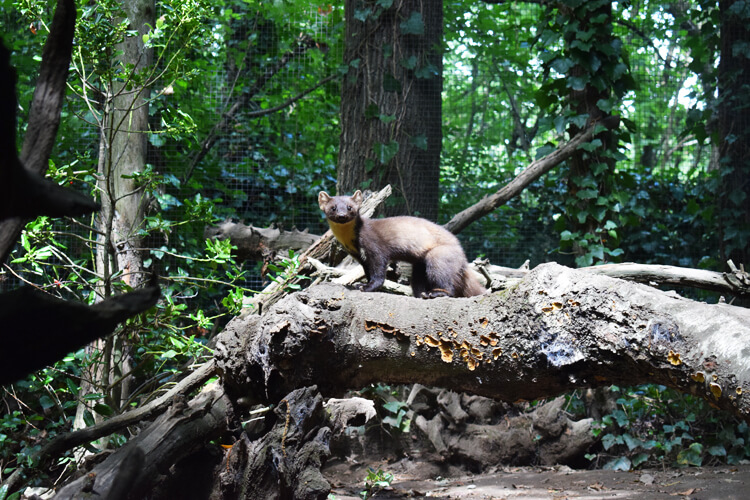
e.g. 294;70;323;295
39;395;55;410
622;433;640;451
676;442;703;466
415;62;439;79
400;11;424;35
354;8;372;22
576;188;599;199
400;55;418;70
411;133;428;150
373;140;400;164
383;72;402;93
568;75;587;91
631;453;650;467
365;103;379;119
708;445;727;457
603;456;632;471
728;188;747;206
551;57;575;74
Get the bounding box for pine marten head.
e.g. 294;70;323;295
318;190;363;224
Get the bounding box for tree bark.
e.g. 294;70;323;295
717;0;750;298
80;0;155;436
54;387;230;500
338;0;443;219
216;263;750;421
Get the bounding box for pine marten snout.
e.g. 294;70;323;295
318;190;487;298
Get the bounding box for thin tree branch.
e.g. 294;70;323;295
444;116;620;235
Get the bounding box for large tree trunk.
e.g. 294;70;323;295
216;263;750;420
78;0;155;432
717;0;750;298
338;0;443;219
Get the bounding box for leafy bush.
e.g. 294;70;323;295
589;385;750;470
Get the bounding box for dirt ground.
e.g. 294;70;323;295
323;458;750;499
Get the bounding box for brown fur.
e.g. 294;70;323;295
318;190;487;298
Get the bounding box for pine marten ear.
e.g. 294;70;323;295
318;191;331;210
352;190;363;205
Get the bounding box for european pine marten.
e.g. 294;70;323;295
318;190;487;298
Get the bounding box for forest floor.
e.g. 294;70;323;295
323;457;750;499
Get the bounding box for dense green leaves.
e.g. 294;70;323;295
589;385;750;469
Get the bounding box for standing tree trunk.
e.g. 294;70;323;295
717;0;750;295
338;0;443;219
77;0;155;433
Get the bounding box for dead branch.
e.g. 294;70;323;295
584;261;750;298
0;278;160;385
0;361;217;494
205;222;319;262
54;386;230;499
443;116;620;235
480;261;750;298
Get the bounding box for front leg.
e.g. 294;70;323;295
354;258;387;292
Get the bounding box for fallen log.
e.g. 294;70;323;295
215;262;750;421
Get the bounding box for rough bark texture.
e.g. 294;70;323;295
215;263;750;420
718;0;750;294
54;387;230;500
100;0;155;291
207;386;332;500
409;388;595;468
338;0;443;219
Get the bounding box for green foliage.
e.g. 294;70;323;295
360;467;394;500
589;385;750;470
359;384;412;434
266;249;309;293
537;1;635;267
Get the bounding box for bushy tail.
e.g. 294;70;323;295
461;269;488;297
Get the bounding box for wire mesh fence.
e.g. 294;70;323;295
3;1;722;292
